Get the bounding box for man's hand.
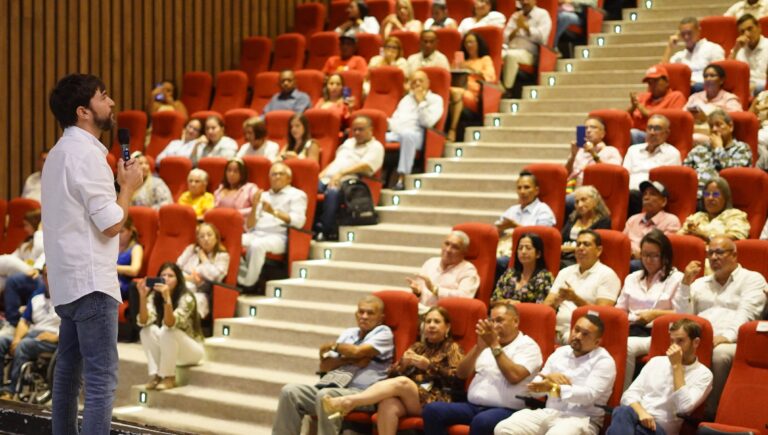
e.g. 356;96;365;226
26;268;40;279
558;285;577;302
682;260;702;285
515;12;528;31
475;319;498;349
406;276;422;297
635;310;657;325
35;332;59;343
637;408;657;431
251;189;263;206
583;141;595;154
733;34;749;51
329;173;343;189
544;373;572;385
412;85;427;103
117;158;143;193
713;335;731;347
417;274;435;294
668;32;680;48
629;91;639;110
667;343;683;366
262;200;274;215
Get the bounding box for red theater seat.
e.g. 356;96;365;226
146;205;197;277
294;69;325;106
364;66;406;117
209;70;249;117
583;164;629;231
239;36;272;87
181;71;214;116
158;156;194;201
338;70;365;111
146;111;186;159
595;229;631;283
434;28;462;60
651;109;694;159
713;60;751;111
390;30;420;57
242;156;271;190
367;0;395;22
471;26;503;81
447;0;473;24
205;209;243;320
516;302;556;361
0;198;41;254
304;108;342;170
373;290;419;361
730;111;759;165
224;108;259;145
356;33;384;62
271;33;306;72
649;166;699;223
734;239;768;281
720;167;768;239
438;297;487;353
523;164;567;228
667;234;706;279
127;206;159;277
588;109;633;157
293;2;326;38
661;63;692;99
700;16;738;56
265;110;295;148
250;72;281;114
644;314;713;367
197;157;228;193
111;110;148;162
453;222;499;306
306;31;341;71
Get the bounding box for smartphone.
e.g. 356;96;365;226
575;125;586;148
154;93;164;102
342;86;351;99
146;277;165;288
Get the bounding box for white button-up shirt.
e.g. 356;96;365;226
724;0;768;18
688;265;767;342
468;332;543;409
42;126;124;306
622;356;712;435
497;198;557;228
458;11;507;35
550;261;622;336
249;185;308;237
623;143;682;190
669;38;726;84
616;269;690;324
321;137;385;184
735;35;768;89
406;51;450;78
503;6;552;56
389;90;444;134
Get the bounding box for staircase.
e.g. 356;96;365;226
112;0;729;433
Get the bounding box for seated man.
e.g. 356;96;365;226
683;235;767;419
623;114;682;216
730;14;768;93
408;230;480;314
684;109;751;197
494;314;617;435
661;17;725;91
405;30;450;78
628;65;687;145
0;266;60;400
724;0;768;18
262;70;311;116
272;295;393;435
623;181;681;271
322;34;368;76
238;163;308;289
544;230;621;344
422;301;543;435
386;70;444;190
501;0;551;92
606;318;713;435
315;115;384;241
1;255;46;338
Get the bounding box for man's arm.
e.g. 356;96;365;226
102;159;143;237
557;352;616;404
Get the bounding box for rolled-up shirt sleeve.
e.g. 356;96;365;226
558;354;616;404
670;367;712;415
286;190;308;229
71;153;123;232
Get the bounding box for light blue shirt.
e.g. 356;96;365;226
333;324;394;389
497;198;556;228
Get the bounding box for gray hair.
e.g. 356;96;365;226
188;168;209;183
359;295;385;314
449;230;471;251
570;185;611;222
708;109;733;126
270;162;293;178
648;113;670;130
679;16;699;28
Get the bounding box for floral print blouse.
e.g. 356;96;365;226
492;268;554;303
387;339;464;405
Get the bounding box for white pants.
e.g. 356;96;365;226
0;255;33;292
707;343;737;418
386;130;425;175
238;232;286;287
624;335;651;391
502;48;535;89
494;409;599;435
140;325;204;377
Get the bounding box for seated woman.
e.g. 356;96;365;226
282;114;321;163
322;307;464;434
335;0;380;36
685;64;742;144
236;117;280;161
0;210;42;293
367;36;409;93
493;232;553;304
178;168;215;219
130;152;173;210
156;118;205;166
214;158;259;219
381;0;422;37
196;116;238;160
678;177;750;241
117;216;144;301
147;80;188;119
176;223;230;319
447;31;496;142
314;74;353;125
136;262;204;391
560;185;611;268
424;0;457;30
615;229;688;390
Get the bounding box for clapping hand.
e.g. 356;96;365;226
475;319;499;349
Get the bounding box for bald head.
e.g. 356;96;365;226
410;70;430;94
707;235;738;281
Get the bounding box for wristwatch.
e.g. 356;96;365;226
491;346;503;358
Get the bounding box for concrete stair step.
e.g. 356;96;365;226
402;172;519;193
205;337;319;372
623;4;728;20
116;343;152;408
212;316;343;348
651;0;730;6
183;360;318;397
380;189;516;210
521;84;645;100
426;157;565;175
337;223;450;248
289;259;421;288
540;70;645;87
603;19;681;33
311;241;438;267
464;126;573;143
258;278;393;304
591;31;673;46
500;98;625;113
447;140;571;159
557;57;658;72
574;44;666;59
113;405;272;435
377;205;498;227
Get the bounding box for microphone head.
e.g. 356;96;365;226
118;128;130;145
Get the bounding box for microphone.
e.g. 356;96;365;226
117;128;131;162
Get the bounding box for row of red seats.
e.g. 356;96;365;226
697;15;768;57
0;198;40;255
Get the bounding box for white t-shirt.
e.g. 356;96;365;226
237;140;280;162
550;261;621;337
321;137;385;184
669;38;726;84
458;11;507;35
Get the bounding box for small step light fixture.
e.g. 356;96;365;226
434;163;442;173
547;76;556;86
413;179;422;189
614;24;622;33
455;147;463;157
529;89;538;99
391;195;400;206
249;306;257;317
222;325;230;336
274;287;282;298
323;248;332;259
581;48;590;59
565;63;573;73
645;0;652;8
597;36;605;46
510;102;519;113
139;391;148;404
629;12;638;21
493;117;501;126
472;130;481;141
299;268;308;279
346;231;355;242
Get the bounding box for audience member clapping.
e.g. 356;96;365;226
724;0;768;18
117;216;144;301
447;31;496;141
560;186;611;268
178;168;215;218
176;223;230;319
623;181;681;270
214;158;259;218
729;14;767;93
323;34;368;76
628;65;687;144
193;116;238;161
685;64;742;128
236;117;279;161
501;0;552;91
155;118;205;166
679;177;750;241
406;30;451;78
457;0;506;35
263;70;311;116
616;229;688;390
130;152;173;210
136;262;204;392
322;307;464;433
380;0;422;37
424;0;458;30
336;0;381;37
493;232;554;304
21;150;47;202
147;80;187;119
661;17;725;91
314;74;353;125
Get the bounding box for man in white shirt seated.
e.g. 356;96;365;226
386;70;444;190
315;116;384;241
661;17;726;91
457;0;507;35
494;314;617;435
544;230;621;343
21;150;47;202
724;0;768;19
729;14;768;93
237;162;308;289
501;0;552;91
682;235;767;418
408;230;480;314
422;301;544;435
606;318;713;435
622;114;682;216
406;30;451;78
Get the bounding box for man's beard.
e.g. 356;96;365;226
92;109;115;132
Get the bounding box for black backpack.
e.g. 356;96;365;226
337;178;379;226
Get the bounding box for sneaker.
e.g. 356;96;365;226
0;323;15;338
144;376;161;390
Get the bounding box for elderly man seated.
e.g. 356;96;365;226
405;30;450;78
606;318;713;435
544;230;621;344
729;14;768;93
262;70;311;116
422;301;543;435
501;0;551;93
628;65;687;145
237;162;308;290
408;230;480;314
660;17;725;92
682;235;767;419
385;70;444;190
272;295;393;435
494;314;617;435
623;181;681;271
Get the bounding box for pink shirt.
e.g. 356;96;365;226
568;142;623;186
214;182;259;219
685;89;742;115
417;257;480;307
623;210;682;253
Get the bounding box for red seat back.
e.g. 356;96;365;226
588;109;633;157
147;205;197;276
471;26;503;80
583;164;629;231
284;159;319;231
512;226;562;277
204;208;243;286
720;167;768;238
412;0;431;21
730;111;759;165
0;199;6;243
516;302;556;361
242;156;271;190
523;163;567;229
304;108;342;170
146;111;186;159
434;28;462;60
294;69;325;106
497;0;517;17
761;16;768;37
265;110;295;148
453;222;499;307
373;290;420;361
447;0;474;23
647;314;713;367
239;36;272;87
422;66;451;131
667;234;706;279
0;198;41;254
650;108;694;159
700;16;738;56
438;297;487;353
197;157;228;193
111;110;148;162
307;31;341;71
329;0;349;31
364;66;406;117
158;156;193;201
271;33;307;72
390;30;421;57
713;60;751;111
181;71;213;116
293;2;326;38
250;71;281;114
356;33;384;62
649;166;699;223
735;239;768;282
223;108;259;145
338;70;365;111
595;229;631;283
128;206;159;277
352;109;388;144
210;70;249;116
661;63;692;99
367;0;395;21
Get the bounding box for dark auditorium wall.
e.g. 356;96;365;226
0;0;322;200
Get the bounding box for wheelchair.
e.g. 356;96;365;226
2;349;57;405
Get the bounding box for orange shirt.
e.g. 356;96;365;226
322;55;368;76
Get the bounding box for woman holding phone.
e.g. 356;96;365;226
314;73;354;125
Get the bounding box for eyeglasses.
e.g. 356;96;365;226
702;191;721;198
270;171;288;177
646;124;665;132
383;45;399;50
706;248;733;257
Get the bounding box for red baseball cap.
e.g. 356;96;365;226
643;65;669;82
